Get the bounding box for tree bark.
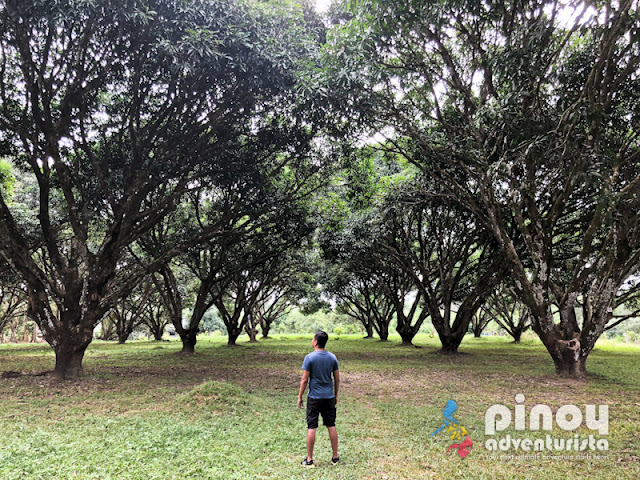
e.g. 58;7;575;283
152;328;164;341
9;319;17;343
532;307;589;379
511;329;523;344
437;332;465;353
53;343;89;380
117;330;130;344
430;306;470;354
378;322;390;341
260;322;271;339
396;314;419;346
178;327;199;354
245;325;259;343
364;321;374;338
549;341;587;378
227;327;242;346
399;337;414;346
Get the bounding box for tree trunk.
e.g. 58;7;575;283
378;322;389;341
534;315;588;379
363;321;374;339
53;341;90;380
397;324;415;346
511;328;523;344
438;333;464;353
227;328;241;346
152;328;164;341
245;325;258;343
178;327;199;354
260;322;271;339
9;319;17;343
431;310;468;353
28;288;105;381
551;345;587;378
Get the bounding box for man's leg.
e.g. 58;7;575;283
305;398;320;462
306;428;317;460
328;426;339;459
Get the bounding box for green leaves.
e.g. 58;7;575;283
0;159;15;199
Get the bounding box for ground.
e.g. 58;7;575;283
0;334;639;479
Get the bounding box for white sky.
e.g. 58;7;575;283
315;0;330;12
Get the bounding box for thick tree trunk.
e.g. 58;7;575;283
152;328;164;341
28;287;105;380
534;311;589;379
552;350;587;377
511;328;523;344
438;333;464;353
397;324;415;346
244;313;259;343
432;310;468;353
53;341;90;380
395;312;424;346
378;322;389;341
227;329;241;346
178;327;198;354
543;330;588;377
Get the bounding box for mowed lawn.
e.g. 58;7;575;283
0;334;639;480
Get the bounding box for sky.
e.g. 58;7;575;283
315;0;330;13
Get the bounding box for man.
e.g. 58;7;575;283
297;330;340;467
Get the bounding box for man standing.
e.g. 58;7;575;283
297;330;340;467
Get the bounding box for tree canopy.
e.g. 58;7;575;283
0;0;638;380
0;0;329;378
324;0;640;376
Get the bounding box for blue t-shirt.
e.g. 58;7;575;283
301;350;339;399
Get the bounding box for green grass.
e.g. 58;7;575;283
0;334;639;479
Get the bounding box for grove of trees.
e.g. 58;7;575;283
0;0;638;379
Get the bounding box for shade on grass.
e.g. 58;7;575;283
0;334;638;479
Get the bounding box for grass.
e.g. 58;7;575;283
0;334;639;479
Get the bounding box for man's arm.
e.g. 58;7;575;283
298;370;310;408
333;369;340;406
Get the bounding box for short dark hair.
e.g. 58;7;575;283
314;330;328;348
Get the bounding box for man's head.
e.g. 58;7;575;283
313;330;329;349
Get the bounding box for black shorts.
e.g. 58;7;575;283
306;397;336;429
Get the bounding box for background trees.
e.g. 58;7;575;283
325;0;640;376
376;188;505;352
0;269;26;338
0;0;328;378
0;0;638;381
